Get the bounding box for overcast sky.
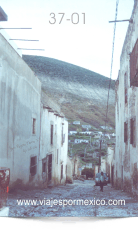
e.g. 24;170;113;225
0;0;134;79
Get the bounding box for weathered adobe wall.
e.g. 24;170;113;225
115;0;138;193
106;147;114;179
66;156;73;182
0;32;41;189
39;103;68;187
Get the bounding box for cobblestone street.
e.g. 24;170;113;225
7;180;138;217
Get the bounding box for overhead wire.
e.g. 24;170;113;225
104;0;119;135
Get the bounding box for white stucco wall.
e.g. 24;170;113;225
106;146;114;181
0;25;68;190
115;0;138;190
0;32;41;188
39;102;68;186
66;156;73;180
0;24;22;57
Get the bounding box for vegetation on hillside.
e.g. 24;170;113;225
23;55;115;129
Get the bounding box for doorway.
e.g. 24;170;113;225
111;165;114;186
48;154;52;182
42;157;47;186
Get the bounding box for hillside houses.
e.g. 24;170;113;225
100;126;113;130
82;125;91;130
69;131;77;135
80;131;92;135
0;20;68;189
73;121;80;125
74;139;89;144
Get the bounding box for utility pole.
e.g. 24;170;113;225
84;147;86;159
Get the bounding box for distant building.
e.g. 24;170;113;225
100;126;113;130
111;133;116;137
98;132;103;135
73;121;80;125
74;139;89;144
87;153;94;157
69;131;77;135
94;134;102;139
79;131;92;135
103;134;110;139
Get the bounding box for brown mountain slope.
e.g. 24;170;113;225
23;55;115;129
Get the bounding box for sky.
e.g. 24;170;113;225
0;0;134;80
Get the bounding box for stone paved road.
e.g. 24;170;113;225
7;180;138;217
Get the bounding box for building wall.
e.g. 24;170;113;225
115;0;138;192
39;100;68;187
0;30;69;190
0;32;41;189
94;165;99;177
74;139;89;144
71;156;81;177
66;156;73;182
106;146;115;184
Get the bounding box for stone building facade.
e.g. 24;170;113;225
115;0;138;193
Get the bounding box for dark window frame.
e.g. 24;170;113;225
124;72;128;104
61;164;63;180
32;118;36;135
51;124;53;145
61;125;64;145
130;117;136;147
130;39;138;87
30;156;37;176
124;121;128;143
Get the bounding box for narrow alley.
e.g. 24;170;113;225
7;180;138;217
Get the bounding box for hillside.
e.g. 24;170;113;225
23;55;115;129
